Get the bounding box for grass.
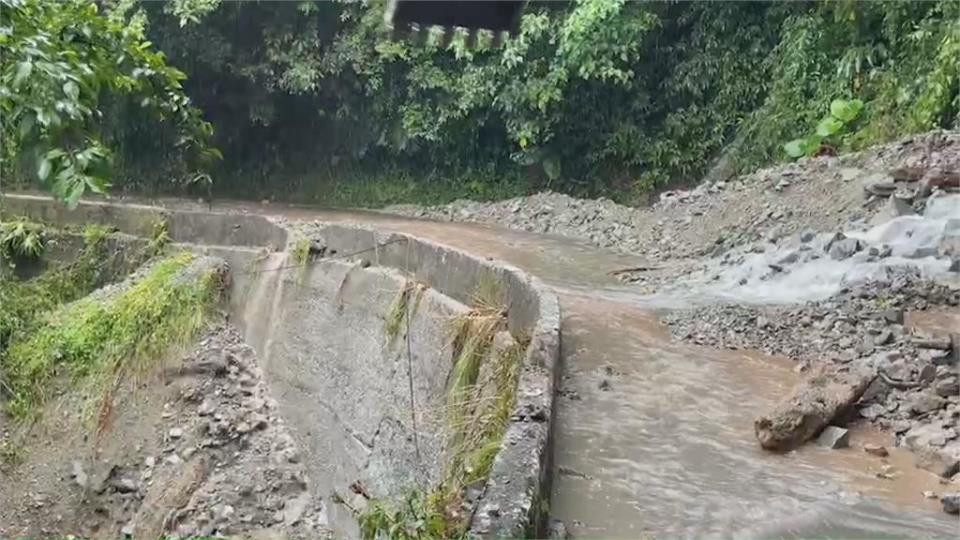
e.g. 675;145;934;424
291;236;312;266
0;219;46;261
2;251;222;421
385;281;426;346
360;274;526;539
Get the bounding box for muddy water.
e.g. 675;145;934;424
165;201;958;538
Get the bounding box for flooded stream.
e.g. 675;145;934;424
158;199;959;538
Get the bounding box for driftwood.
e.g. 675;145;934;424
608;265;662;276
754;368;876;451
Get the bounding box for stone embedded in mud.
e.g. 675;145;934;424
863;443;889;457
816;426;850;449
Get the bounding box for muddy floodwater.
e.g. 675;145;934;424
155;199;959;538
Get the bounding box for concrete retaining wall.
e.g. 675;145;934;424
0;194;561;538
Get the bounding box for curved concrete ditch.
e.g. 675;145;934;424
4;193;960;539
0;194;560;539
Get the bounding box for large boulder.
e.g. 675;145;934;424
755;368;875;452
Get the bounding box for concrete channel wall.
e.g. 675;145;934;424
0;194;561;538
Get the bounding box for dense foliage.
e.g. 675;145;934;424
2;0;959;205
0;0;216;206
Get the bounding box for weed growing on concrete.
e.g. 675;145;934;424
3;252;222;420
358;489;467;540
385;281;425;346
292;236;312;267
361;275;524;539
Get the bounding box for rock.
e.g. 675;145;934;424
816;426;850;449
549;519;571;539
197;399;215;416
907;391;946;415
800;230;816;243
282;493;310;525
144;456;156;468
863;443;889;457
919;364;938;385
121;523;135;537
906;426;960;477
859;403;886;421
941;219;960;259
880;309;904;325
755;368;875;451
913;337;952;350
829;238;862;260
870;195;916;227
943;492;960;514
935;377;960;397
71;460;88;488
168;427;184;439
110;476;138;494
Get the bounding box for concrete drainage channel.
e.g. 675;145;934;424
0;194;560;539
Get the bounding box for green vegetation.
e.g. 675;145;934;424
2;251;221;420
0;219;46;261
784;98;865;158
0;0;217;206
4;1;959;204
0;222;111;352
385;280;425;346
363;276;524;540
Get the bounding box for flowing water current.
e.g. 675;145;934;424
163;199;959;539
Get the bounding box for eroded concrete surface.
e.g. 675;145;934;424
5;194;960;538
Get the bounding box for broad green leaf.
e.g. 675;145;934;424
816;117;844;137
784;139;806;158
65;180;85;209
85;176;109;194
543;156;561;180
830;98;864;122
13;61;32;87
37;158;52;181
62;80;79;101
802;135;823;155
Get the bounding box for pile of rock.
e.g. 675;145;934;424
666;273;960;491
67;325;330;539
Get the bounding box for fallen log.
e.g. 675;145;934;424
755;367;876;451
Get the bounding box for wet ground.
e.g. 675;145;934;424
145;199;960;538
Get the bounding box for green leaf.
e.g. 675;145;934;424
37;158;52;181
816;117;844;137
13;61;32;88
63;81;79;101
85;176;109;194
65;180;85;209
543;157;561;180
830;98;864;122
784;139;806;158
